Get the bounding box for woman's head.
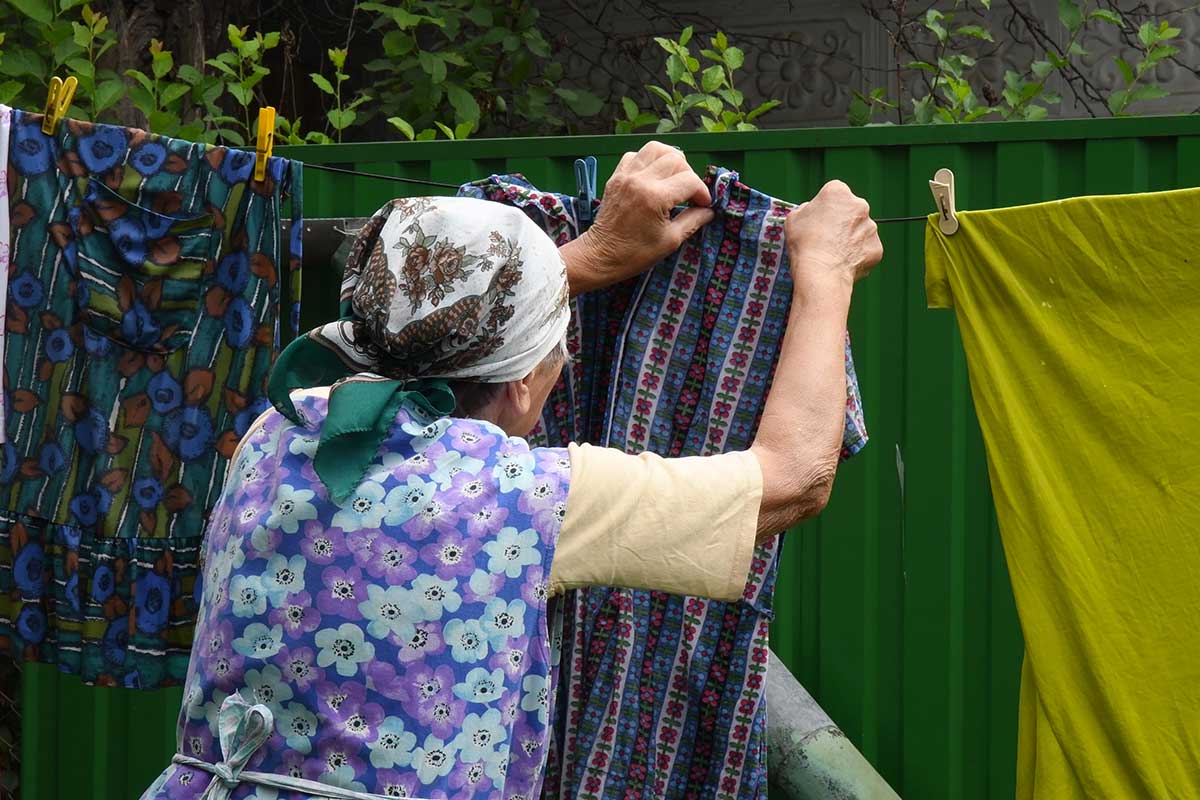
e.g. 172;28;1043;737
294;196;572;434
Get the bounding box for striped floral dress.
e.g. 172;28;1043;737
460;170;868;800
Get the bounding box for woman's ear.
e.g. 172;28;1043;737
502;376;534;422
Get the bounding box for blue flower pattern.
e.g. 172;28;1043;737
141;395;568;800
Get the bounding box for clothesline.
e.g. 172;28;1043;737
301;162;929;225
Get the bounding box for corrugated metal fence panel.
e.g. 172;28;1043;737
20;116;1200;800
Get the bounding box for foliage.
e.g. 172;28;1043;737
0;0;122;120
360;0;601;141
851;0;1185;126
0;0;599;145
616;27;779;134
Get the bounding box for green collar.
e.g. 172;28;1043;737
268;329;455;504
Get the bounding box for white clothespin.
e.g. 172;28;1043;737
929;168;959;235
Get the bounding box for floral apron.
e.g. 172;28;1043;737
141;394;570;799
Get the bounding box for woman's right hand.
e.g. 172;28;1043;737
784;180;883;288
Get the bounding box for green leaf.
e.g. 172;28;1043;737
1089;9;1122;26
160;82;189;106
633;112;658;127
10;0;52;24
382;30;414;57
327;108;356;130
177;64;203;85
89;76;123;111
647;84;673;105
665;54;686;84
227;83;253;107
124;69;154;93
745;99;780;122
415;128;437;141
555;87;603;116
924;8;948;41
912;95;935;124
454;120;474;139
1138;21;1156;48
310;73;335;95
1069;42;1088;57
387;116;415;140
621;96;639;119
848;92;871;126
700;49;722;62
1115;58;1134;84
0;48;44;80
1047;51;1069;68
906;61;938;74
152;51;174;79
205;57;238;78
65;56;94;79
71;22;91;49
1130;84;1170;104
701;64;725;93
1058;0;1083;32
954;25;994;41
980;0;991;7
465;6;492;26
1107;89;1128;115
655;118;676;133
679;26;693;46
127;85;154;117
715;30;728;50
702;96;723;116
263;31;280;49
1032;60;1055;80
147;109;178;134
723;47;744;70
226;24;245;47
700;116;720;132
434;121;455;139
686;56;700;73
446;83;480;123
53;35;83;66
718;87;744;107
524;30;551;58
1023;104;1049;121
418;51;446;83
502;34;520;52
0;80;23;105
216;128;245;146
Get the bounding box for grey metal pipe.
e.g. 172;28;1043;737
766;650;901;800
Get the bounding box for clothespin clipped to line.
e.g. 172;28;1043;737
574;155;598;228
41;76;78;136
928;168;959;235
254;106;276;183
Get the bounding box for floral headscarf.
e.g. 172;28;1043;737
268;196;571;501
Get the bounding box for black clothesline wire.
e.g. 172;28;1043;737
302;162;929;225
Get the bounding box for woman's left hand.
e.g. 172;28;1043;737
561;141;714;295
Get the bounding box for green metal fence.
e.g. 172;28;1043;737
19;114;1200;800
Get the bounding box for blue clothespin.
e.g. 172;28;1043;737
574;156;598;229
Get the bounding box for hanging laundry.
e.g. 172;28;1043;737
925;190;1200;799
460;169;868;799
0;105;10;445
0;110;303;688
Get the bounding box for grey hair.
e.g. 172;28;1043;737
450;331;571;418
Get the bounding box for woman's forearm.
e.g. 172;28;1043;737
750;270;854;539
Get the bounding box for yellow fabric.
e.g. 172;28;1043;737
925;189;1200;800
552;443;761;603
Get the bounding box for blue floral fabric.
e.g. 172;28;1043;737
141;392;570;799
0;110;302;687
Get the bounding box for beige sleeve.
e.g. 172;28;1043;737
549;443;763;603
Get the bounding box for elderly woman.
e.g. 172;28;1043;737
140;143;882;800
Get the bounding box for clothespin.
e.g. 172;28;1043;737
928;168;959;235
574;155;598;227
254;106;276;183
41;76;78;136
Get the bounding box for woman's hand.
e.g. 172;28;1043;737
784;180;884;291
561;141;714;296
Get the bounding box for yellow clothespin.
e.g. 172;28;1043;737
254;106;276;182
41;76;78;136
928;168;959;235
